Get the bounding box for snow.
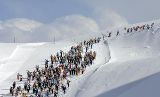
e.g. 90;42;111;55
0;43;45;85
0;19;160;97
0;43;18;60
65;20;160;97
0;41;73;95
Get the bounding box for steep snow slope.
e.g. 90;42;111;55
65;21;160;97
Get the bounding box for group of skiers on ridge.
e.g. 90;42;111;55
105;22;155;38
9;37;101;97
8;22;156;97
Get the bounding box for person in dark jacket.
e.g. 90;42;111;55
67;80;71;87
61;84;66;94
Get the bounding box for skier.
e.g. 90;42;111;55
151;22;154;28
45;59;49;65
15;89;18;97
55;84;59;92
12;81;16;89
61;84;66;94
27;71;31;82
24;82;27;91
85;45;88;53
10;87;13;96
90;42;93;49
116;30;119;36
51;54;54;64
81;65;85;74
127;28;130;33
45;89;49;97
93;51;96;60
20;75;23;82
103;35;105;40
60;50;63;57
36;65;39;71
56;52;60;61
17;73;20;80
67;80;71;87
27;84;30;93
35;87;38;96
108;32;111;37
54;91;58;97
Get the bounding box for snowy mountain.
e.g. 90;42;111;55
0;19;160;97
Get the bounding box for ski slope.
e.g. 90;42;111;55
0;41;74;95
0;20;160;97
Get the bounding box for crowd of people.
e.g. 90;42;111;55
8;22;155;97
9;37;101;97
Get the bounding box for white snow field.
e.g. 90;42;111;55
0;19;160;97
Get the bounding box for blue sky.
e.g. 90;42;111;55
0;0;91;23
0;0;159;24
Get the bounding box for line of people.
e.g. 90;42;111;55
9;37;101;97
125;22;154;33
104;22;155;38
